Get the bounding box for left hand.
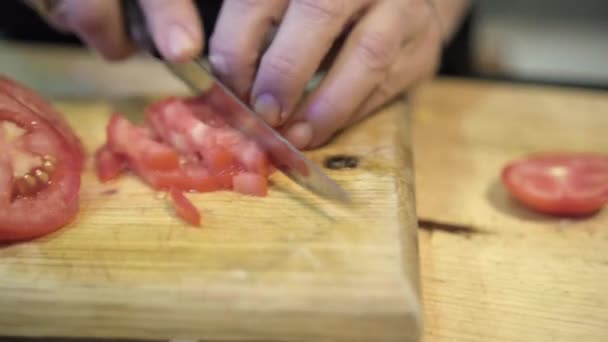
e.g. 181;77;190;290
209;0;444;149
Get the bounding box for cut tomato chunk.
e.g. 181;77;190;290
95;144;125;182
170;188;201;226
98;91;273;229
107;113;179;171
502;152;608;216
233;172;268;197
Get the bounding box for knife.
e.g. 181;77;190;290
121;0;350;202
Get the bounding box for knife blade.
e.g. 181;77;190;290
122;0;350;202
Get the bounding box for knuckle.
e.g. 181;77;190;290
65;5;106;35
209;43;256;71
356;31;400;71
293;0;347;21
261;51;299;81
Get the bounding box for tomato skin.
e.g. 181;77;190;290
170;188;201;226
501;153;608;216
95;145;125;182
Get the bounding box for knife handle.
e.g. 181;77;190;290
121;0;163;60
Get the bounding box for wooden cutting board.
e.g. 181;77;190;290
0;45;421;341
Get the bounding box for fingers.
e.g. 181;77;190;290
283;1;414;148
249;0;359;127
139;0;203;62
48;0;133;60
349;22;442;126
209;0;288;100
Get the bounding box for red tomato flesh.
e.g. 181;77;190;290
98;93;273;227
0;78;83;242
502;153;608;216
170;188;201;226
95;144;125;182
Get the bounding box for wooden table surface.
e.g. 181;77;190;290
1;42;608;341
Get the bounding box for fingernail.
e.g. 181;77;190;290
208;54;227;75
167;25;195;61
254;93;281;126
284;122;313;150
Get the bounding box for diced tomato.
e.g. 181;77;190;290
233;172;268;197
133;163;224;193
0;78;83;242
205;146;236;174
98;90;273;229
170;188;201;226
107;114;179;171
502;152;608;216
94;144;125;182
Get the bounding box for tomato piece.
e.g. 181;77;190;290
205;146;236;174
0;75;85;170
134;163;224;193
501;152;608;216
170;188;201;226
233;172;268;197
0;105;81;242
107;114;179;171
147;97;271;175
95;144;125;182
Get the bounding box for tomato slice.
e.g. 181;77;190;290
170;188;201;226
95;144;125;182
233;172;268;197
0;76;85;170
501;152;608;216
0;105;81;242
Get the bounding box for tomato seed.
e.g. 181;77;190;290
42;154;57;164
35;169;49;184
42;160;55;173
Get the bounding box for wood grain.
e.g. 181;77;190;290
413;79;608;342
0;42;421;341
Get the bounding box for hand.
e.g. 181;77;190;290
34;0;456;149
31;0;203;62
209;0;445;149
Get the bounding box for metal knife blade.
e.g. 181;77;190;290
122;0;350;202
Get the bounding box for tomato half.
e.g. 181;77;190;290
501;153;608;216
0;92;82;242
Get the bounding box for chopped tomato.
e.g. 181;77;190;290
133;162;224;193
146;97;271;175
233;172;268;197
107;114;179;171
94;144;125;182
502;152;608;216
98;91;273;228
0;78;83;242
170;188;201;226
